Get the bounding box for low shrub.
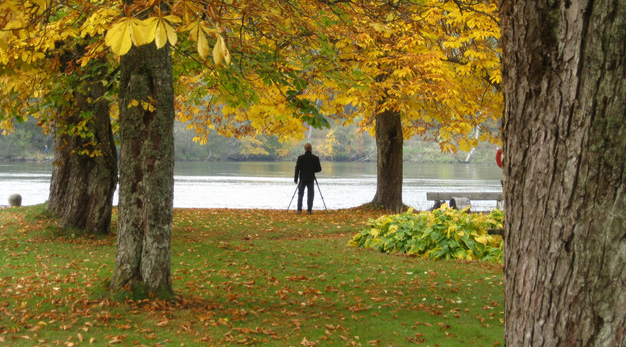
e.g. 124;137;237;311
348;205;503;263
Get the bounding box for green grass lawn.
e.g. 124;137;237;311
0;205;504;346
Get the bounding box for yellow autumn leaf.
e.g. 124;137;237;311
143;16;179;49
197;32;209;59
164;16;179;46
141;101;155;112
130;18;146;46
184;21;200;42
32;0;47;11
183;20;215;40
127;99;139;108
192;136;207;145
143;17;160;44
105;17;145;55
154;21;168;49
80;7;119;38
372;23;386;33
490;71;502;84
213;34;226;66
200;22;217;36
459;138;471;152
212;36;224;65
4;19;27;30
163;15;182;25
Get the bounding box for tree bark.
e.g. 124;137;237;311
371;107;404;210
47;63;117;235
110;41;175;295
500;0;625;345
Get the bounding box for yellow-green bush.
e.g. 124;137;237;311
348;206;503;263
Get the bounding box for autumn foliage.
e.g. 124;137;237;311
1;0;502;151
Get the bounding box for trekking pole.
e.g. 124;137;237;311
286;184;299;211
315;178;328;213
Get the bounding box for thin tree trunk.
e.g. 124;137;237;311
371;107;404;210
500;0;625;345
47;62;117;235
110;40;175;295
462;125;480;163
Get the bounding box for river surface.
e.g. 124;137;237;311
0;161;502;211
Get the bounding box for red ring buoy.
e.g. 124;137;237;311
496;148;503;168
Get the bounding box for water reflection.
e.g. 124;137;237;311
1;161;502;211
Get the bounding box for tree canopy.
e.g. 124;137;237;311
1;0;502;152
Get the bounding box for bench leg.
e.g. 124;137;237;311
428;200;445;211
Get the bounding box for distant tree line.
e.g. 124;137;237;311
0;121;53;160
1;119;499;164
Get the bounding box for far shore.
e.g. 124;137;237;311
1;156;52;162
1;155;498;165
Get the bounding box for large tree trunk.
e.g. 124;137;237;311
110;40;175;295
371;108;404;210
47;64;117;235
500;1;625;346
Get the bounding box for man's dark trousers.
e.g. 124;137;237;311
294;150;321;213
297;180;315;213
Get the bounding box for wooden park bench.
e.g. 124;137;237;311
426;191;504;211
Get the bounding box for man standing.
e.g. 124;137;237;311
294;143;322;214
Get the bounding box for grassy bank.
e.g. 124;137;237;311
0;205;503;346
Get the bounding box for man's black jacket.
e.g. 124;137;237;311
294;151;322;183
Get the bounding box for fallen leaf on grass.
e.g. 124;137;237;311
347;304;371;312
28;325;43;332
406;333;426;343
301;337;317;346
107;334;127;344
197;315;212;322
286;275;308;281
413;322;433;327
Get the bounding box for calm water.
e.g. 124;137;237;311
0;161;502;211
